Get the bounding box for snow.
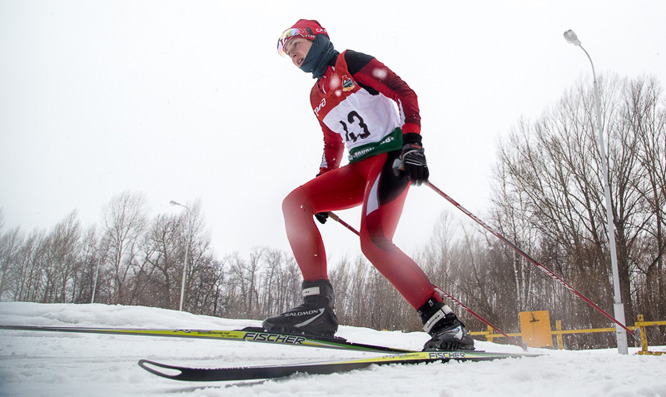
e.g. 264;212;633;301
1;302;665;397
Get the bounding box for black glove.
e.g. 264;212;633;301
315;212;329;224
394;133;429;186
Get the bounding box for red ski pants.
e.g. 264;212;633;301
282;151;440;310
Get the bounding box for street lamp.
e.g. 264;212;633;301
91;256;101;304
170;200;191;312
563;29;628;354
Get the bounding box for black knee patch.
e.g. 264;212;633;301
378;150;410;206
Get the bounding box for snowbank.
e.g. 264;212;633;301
1;302;664;396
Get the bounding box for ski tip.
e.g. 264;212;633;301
138;359;184;380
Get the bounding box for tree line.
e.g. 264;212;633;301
1;75;664;349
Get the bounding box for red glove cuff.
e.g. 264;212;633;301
401;123;420;134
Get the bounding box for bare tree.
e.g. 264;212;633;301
100;191;148;304
0;209;13;300
11;230;44;302
622;77;666;322
177;201;214;313
21;211;82;304
260;248;300;317
142;213;180;308
492;75;665;341
73;225;100;303
0;223;22;301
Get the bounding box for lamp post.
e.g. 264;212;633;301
563;29;628;354
91;256;101;304
91;239;109;304
170;200;191;312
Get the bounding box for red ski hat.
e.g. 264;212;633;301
277;19;329;55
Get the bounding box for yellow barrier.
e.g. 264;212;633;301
470;327;521;343
470;313;665;355
636;315;665;356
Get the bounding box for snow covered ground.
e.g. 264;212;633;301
0;302;664;397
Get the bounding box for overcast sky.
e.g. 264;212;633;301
1;0;665;263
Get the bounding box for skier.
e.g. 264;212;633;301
263;19;474;351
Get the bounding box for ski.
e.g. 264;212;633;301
0;324;413;354
138;350;541;381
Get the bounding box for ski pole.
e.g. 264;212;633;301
327;211;525;348
328;212;360;236
426;182;637;339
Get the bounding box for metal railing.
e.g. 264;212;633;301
470;314;665;355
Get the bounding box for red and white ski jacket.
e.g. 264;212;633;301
310;50;421;174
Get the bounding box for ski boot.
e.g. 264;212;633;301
262;279;338;337
419;298;475;351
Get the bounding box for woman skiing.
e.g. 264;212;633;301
263;19;474;351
